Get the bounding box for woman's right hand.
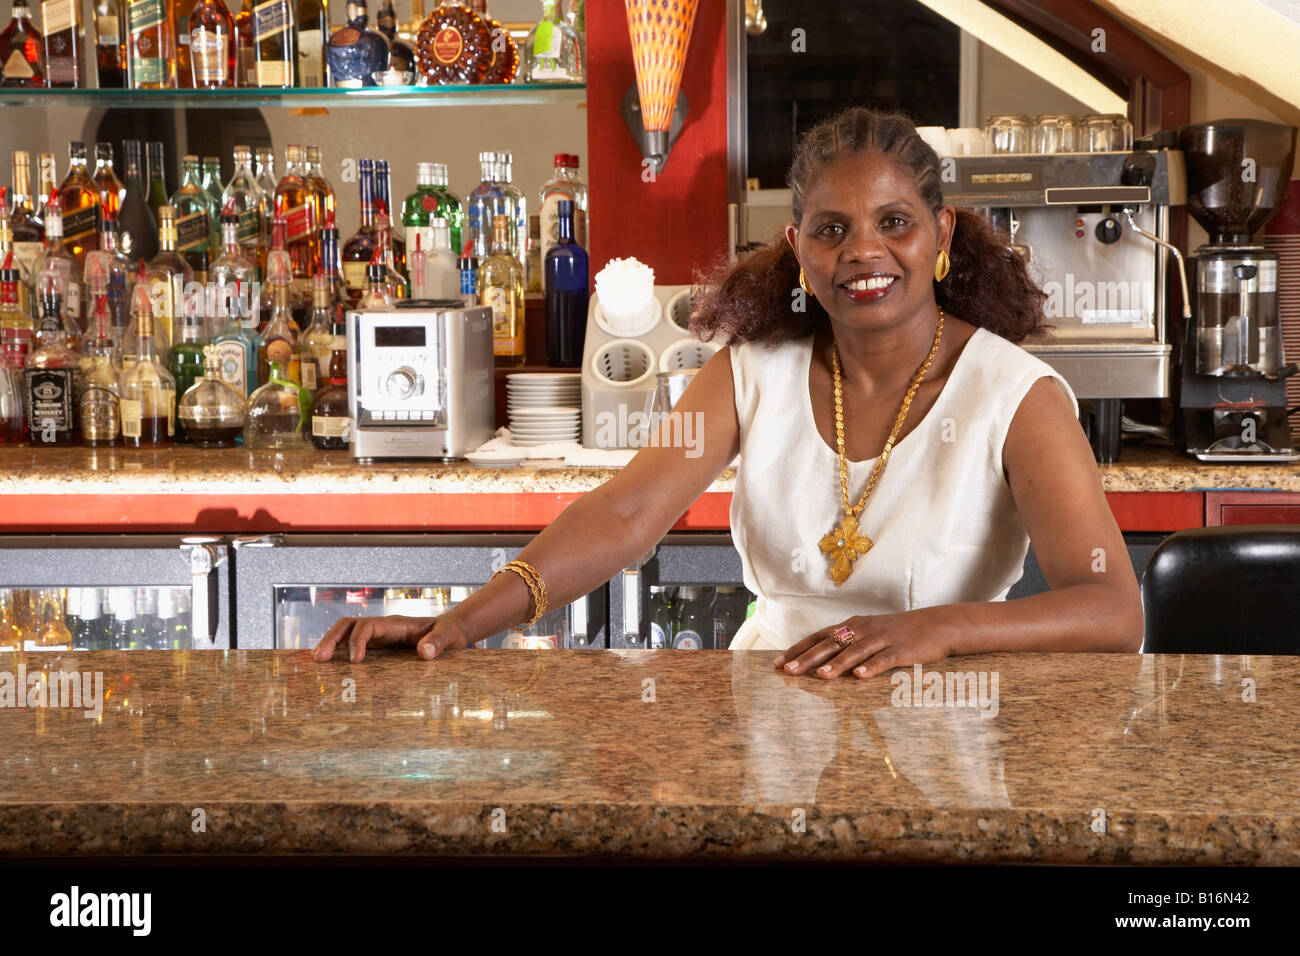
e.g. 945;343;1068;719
312;614;473;663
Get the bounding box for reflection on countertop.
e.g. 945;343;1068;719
0;649;1296;862
0;442;1296;495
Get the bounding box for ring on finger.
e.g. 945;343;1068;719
832;625;855;649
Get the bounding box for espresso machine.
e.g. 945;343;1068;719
346;299;495;461
945;148;1185;462
1177;120;1300;461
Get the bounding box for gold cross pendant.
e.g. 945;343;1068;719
819;514;872;587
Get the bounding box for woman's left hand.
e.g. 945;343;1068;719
773;610;953;679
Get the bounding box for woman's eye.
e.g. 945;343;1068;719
883;216;909;229
817;223;844;237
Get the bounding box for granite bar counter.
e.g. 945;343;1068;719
0;649;1296;863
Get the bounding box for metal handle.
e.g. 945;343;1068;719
621;567;641;646
1121;208;1192;320
570;597;588;647
180;539;227;650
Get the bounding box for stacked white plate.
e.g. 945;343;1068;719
506;373;581;445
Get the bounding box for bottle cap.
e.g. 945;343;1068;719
554;153;567;166
182;154;198;164
429;163;449;185
458;255;477;270
312;273;329;307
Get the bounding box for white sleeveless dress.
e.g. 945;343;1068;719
726;326;1078;651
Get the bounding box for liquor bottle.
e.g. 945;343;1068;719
648;585;672;648
316;209;347;323
420;217;457;298
220;145;264;276
544;199;586;367
41;0;81;87
0;252;34;374
325;0;387;87
126;0;176;88
457;253;476;307
341;158;376;301
0;192;34;321
414;0;489;85
10;158;44;299
524;215;540;292
373;159;404;277
481;213;523;367
496;149;527;265
66;588;89;649
466;150;512;260
37;152;57;206
357;255;392;310
167;291;205;441
539;152;583;283
233;0;254;84
564;0;584;62
177;344;246;446
79;290;122;446
60;142;100;266
310;347;350;449
295;0;326;86
188;0;236;88
253;0;295;88
211;276;261;398
209;205;257;338
469;0;515;84
303;146;333;271
119;279;176;446
253;144;275;267
296;274;333;390
103;587;133;649
36;197;84;332
403;162;460;269
258;257;299;385
397;0;423;45
145;141;168;225
407;231;425;297
143;204;192;346
373;198;405;302
523;0;581;83
170;155;213;283
244;359;310;447
375;0;414;73
93;143;126;225
119;140;157;259
93;0;126;87
259;210;307;324
200;157;223;217
0;1;44;86
131;588;162;649
170;588;192;648
671;586;709;649
23;279;79;446
174;0;196;87
84;216;134;332
274;144;315;294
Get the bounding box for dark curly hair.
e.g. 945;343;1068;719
690;106;1052;345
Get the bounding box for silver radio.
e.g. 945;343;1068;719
346;300;495;460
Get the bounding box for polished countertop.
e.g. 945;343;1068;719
0;441;1298;495
0;649;1296;862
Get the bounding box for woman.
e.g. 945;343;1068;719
314;107;1143;675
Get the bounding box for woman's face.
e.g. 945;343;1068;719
787;150;954;331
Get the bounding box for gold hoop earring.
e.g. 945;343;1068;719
934;250;951;282
798;267;813;295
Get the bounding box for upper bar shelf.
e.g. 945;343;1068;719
0;83;586;109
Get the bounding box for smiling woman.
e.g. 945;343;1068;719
313;105;1143;677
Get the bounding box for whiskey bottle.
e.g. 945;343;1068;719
233;1;255;85
79;291;122;446
0;1;45;87
220;146;264;277
341;158;377;301
0;193;35;321
274;144;315;296
481;213;523;367
188;0;236;88
309;347;350;449
295;0;327;86
93;0;127;87
374;159;404;278
325;0;388;87
304;146;334;272
119;140;157;260
126;0;177;89
41;0;82;87
257;257;299;385
296;274;334;390
119;279;176;446
414;0;490;85
145;141;168;227
23;280;80;446
59;141;100;266
9;152;44;283
135;205;194;362
253;0;295;88
170;155;213;283
93;143;126;225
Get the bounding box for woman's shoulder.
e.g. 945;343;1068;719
963;322;1078;411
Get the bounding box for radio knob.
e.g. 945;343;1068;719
385;367;417;399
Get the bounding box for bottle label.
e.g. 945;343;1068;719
80;385;121;441
297;30;323;86
300;360;317;390
128;0;164;34
96;15;119;44
63;205;99;244
433;25;463;65
649;622;666;649
119;398;143;438
213;339;248;395
283;203;315;244
341;261;367;294
253;0;291;43
256;61;290;87
131;55;164;85
672;629;702;650
312;415;352;439
1;328;33;368
2;50;34;80
24;369;74;438
237;208;260;244
176;209;211;253
483;285;521;356
47;54;78;85
191;28;228;82
42;0;76;35
11;241;43;282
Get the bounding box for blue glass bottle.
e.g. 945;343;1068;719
326;0;391;88
543;199;588;367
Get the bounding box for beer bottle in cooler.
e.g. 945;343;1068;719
671;586;710;649
648;585;673;649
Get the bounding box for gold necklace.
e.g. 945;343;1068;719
819;308;944;586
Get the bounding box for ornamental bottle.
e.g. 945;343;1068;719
177;344;245;447
118;279;176;446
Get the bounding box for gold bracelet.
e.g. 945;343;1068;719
495;560;548;631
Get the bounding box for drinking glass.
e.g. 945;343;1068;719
985;115;1031;154
1082;114;1134;152
1032;114;1079;153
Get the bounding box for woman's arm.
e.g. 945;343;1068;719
313;346;741;661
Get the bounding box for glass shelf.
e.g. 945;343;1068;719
0;83;586;109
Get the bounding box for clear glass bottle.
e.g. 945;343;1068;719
524;0;582;83
167;291;207;442
539;152;587;285
233;1;254;85
126;0;176;88
259;211;308;326
424;217;459;299
178;344;245;447
170;155;214;284
209;206;258;338
23;277;81;446
358;259;394;311
496;150;527;266
310;347;350;449
82;217;132;334
78;289;122;446
244;359;311;448
118;280;176;447
220;145;265;277
481;214;524;367
137;204;193;362
374;159;404;278
544;199;587;367
258;258;299;385
297;274;334;391
210;275;260;398
36;197;84;334
373;197;405;303
466;150;513;261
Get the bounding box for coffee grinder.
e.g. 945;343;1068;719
1178;119;1300;461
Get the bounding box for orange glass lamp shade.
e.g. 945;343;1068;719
624;0;699;174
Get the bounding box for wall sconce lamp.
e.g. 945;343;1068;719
623;0;700;176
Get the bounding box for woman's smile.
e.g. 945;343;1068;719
838;271;899;303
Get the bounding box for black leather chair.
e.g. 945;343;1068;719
1140;525;1300;654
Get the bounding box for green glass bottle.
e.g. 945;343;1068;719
167;294;207;443
169;155;214;284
